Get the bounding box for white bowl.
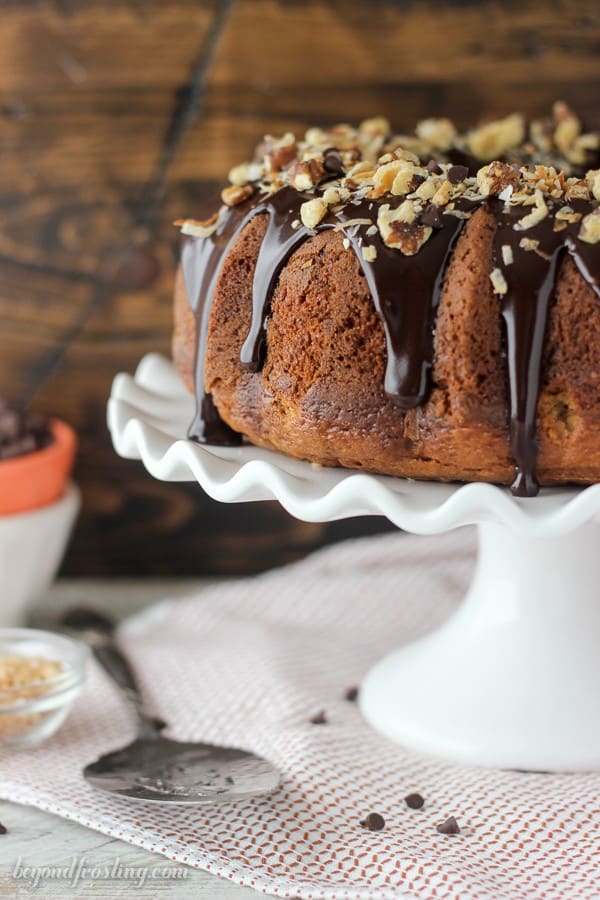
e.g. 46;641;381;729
0;484;80;627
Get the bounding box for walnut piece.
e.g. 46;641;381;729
174;212;222;238
221;184;254;207
468;113;525;161
587;169;600;202
415;117;457;151
264;132;297;173
362;244;378;262
476;161;520;197
300;197;328;229
288;158;325;191
579;208;600;245
378;204;431;254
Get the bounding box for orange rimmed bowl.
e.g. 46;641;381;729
0;420;79;626
0;419;77;517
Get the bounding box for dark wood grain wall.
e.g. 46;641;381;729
0;0;598;574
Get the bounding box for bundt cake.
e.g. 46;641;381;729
173;104;600;497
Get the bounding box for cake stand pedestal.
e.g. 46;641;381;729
108;354;600;772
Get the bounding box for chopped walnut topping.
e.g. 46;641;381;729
415;118;457;151
228;163;251;186
519;237;552;260
501;244;514;265
579;208;600;244
514;190;549;230
180;104;599;262
378;204;431;254
288;158;326;191
300;197;328;230
372;160;408;193
586;169;600;201
221;184;254;207
467;114;525;161
564;178;591;202
362;244;378;262
414;178;437;201
553;102;581;156
359;116;391;138
174;212;223;238
555;205;582;223
477;161;520;197
322;186;344;205
431;179;453;207
490;267;508;295
264;132;297;174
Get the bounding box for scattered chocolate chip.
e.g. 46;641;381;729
225;776;234;785
427;159;443;174
0;823;7;835
420;204;443;229
150;716;167;731
447;164;469;184
360;812;385;831
404;792;425;810
408;173;426;192
310;710;327;724
344;686;359;702
436;815;460;835
323;148;345;176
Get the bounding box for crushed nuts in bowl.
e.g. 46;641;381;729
0;629;88;747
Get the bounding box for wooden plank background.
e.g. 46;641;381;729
0;0;598;574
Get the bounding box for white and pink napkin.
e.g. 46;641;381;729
2;528;598;899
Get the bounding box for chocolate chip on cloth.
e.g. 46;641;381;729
437;815;461;835
344;686;359;702
0;823;7;835
404;792;425;810
360;812;386;831
0;398;53;461
309;710;327;724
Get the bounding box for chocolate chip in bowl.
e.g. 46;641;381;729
0;399;54;462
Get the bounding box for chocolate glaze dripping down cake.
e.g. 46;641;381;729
174;105;600;497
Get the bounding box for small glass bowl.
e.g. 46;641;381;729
0;628;88;748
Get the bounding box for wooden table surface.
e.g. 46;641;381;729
1;0;596;577
0;579;254;899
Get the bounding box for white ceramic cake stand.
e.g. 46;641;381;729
108;353;600;772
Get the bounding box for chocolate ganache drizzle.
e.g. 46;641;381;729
181;180;599;497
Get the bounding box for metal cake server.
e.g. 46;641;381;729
63;609;280;804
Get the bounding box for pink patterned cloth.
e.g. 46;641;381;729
2;529;598;899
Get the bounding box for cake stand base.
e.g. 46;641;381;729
360;520;600;771
109;354;600;772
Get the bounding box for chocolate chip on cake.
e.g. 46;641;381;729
360;812;385;831
323;148;345;176
427;159;443;174
0;823;7;835
447;164;469;184
404;792;425;810
344;686;359;702
310;710;327;724
420;203;443;228
436;815;461;835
